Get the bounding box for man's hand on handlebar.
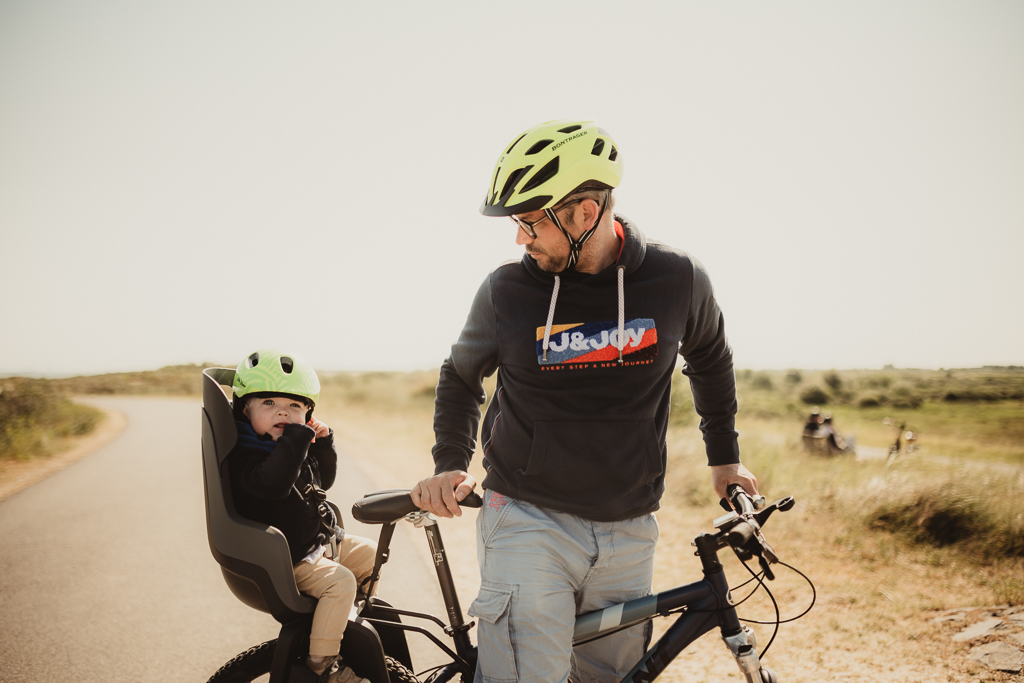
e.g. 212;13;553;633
710;462;758;503
410;470;478;518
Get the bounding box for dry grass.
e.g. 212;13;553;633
312;371;1024;683
653;427;1023;682
0;377;103;460
10;365;1020;680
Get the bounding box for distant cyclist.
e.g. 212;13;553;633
412;120;758;682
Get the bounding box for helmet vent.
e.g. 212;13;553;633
591;138;605;156
525;139;554;155
280;356;295;374
609;146;619;162
489;166;501;203
520;157;559;193
505;133;527;155
247;352;260;369
500;166;531;201
558;124;582;134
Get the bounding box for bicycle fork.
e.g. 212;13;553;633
723;626;774;683
698;534;777;683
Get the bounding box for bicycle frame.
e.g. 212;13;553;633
575;532;768;683
360;507;773;683
359;511;478;682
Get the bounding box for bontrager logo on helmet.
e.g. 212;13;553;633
551;129;588;152
480;119;622;218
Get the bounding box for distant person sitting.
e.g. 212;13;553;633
821;412;855;454
227;349;375;683
803;408;822;436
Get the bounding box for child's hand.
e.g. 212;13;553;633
306;418;330;442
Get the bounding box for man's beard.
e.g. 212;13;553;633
526;247;568;273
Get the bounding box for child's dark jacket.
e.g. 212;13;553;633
228;421;338;563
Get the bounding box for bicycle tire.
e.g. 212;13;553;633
207;639;275;682
207;641;421;683
385;655;421;682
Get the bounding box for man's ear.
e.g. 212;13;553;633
575;197;602;233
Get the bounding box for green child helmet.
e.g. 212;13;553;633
480;119;623;217
232;349;321;421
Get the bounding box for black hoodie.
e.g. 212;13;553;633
432;216;740;521
229;421;339;563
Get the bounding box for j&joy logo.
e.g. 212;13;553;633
536;318;658;368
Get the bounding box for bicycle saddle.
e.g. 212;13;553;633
352;489;483;524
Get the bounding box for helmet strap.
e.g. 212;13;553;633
545;192;609;273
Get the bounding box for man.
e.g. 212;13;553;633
411;120;758;683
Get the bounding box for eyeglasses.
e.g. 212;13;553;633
509;198;583;239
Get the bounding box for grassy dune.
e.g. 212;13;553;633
1;363;213;461
313;366;1024;682
0;377;102;460
7;363;1021;679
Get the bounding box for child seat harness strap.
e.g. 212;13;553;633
359;523;396;599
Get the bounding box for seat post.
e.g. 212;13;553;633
422;520;474;656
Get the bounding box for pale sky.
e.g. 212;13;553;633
2;1;1022;376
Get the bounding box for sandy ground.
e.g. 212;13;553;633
5;398;1021;682
322;405;1024;683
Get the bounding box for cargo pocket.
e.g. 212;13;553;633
468;583;517;682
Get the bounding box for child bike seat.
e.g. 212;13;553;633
201;367;317;623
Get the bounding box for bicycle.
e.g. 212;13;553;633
218;488;808;682
202;368;813;683
882;417;919;466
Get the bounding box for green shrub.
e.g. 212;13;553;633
784;369;802;385
869;492;982;546
889;386;923;409
824;371;843;392
799;386;829;405
861;375;893;389
865;479;1024;559
0;378;100;460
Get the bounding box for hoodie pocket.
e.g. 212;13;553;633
523;419;663;508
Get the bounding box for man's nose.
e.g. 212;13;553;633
515;227;532;246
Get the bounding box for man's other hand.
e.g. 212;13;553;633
410;470;478;518
710;463;758;502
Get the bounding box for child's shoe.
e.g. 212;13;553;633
306;655;369;683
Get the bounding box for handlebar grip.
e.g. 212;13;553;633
727;483;755;515
726;520;757;555
460;491;483;508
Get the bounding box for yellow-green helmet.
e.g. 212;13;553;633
480;120;623;217
232;349;321;412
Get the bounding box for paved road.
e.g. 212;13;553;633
0;397;454;682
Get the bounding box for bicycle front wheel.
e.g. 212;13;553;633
206;641;421;683
207;639;275;682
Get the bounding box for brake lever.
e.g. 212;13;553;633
758;555;776;581
752;496;795;527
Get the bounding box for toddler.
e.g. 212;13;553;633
228;349;375;683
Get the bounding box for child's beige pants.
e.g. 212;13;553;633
293;534;377;657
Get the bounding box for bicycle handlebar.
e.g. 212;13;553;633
715;485;796;580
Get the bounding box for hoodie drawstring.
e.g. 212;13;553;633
617;265;625;364
541;266;626;364
542;275;561;362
